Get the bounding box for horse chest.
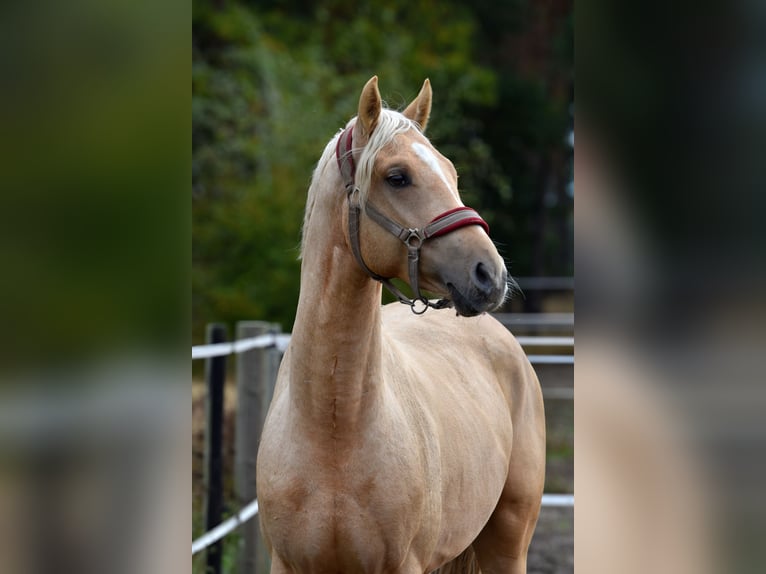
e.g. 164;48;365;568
260;436;431;572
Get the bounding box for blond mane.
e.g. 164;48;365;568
301;109;420;257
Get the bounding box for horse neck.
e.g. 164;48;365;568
289;190;384;438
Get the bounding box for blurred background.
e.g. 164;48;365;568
192;0;574;339
577;1;766;572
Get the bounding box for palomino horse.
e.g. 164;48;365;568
257;77;546;574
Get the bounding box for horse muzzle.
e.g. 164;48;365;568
445;259;508;317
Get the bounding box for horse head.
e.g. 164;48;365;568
340;76;508;317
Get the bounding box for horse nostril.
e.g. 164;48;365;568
473;261;494;293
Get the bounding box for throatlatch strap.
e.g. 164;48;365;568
347;192;386;282
336;124;356;191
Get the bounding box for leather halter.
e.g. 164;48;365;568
335;122;490;314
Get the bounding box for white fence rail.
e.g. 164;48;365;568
193;335;574;364
192;499;260;555
540;494;575;507
192;333;291;359
515;336;573;346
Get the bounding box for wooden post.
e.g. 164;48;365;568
236;321;282;574
205;323;227;574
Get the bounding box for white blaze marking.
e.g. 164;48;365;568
411;142;461;201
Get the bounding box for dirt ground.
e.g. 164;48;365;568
528;506;574;574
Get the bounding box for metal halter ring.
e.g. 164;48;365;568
410;297;429;315
405;231;423;249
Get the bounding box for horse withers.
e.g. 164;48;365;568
256;76;545;574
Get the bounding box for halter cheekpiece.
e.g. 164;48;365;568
335;121;490;314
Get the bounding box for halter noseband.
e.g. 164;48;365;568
335;122;490;314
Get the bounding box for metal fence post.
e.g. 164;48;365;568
204;323;227;574
236;321;281;574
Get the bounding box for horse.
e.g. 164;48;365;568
256;76;546;574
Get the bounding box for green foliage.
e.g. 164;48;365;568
193;0;573;338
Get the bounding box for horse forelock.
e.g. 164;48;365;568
300;110;420;259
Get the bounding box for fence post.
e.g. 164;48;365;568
204;323;227;574
236;321;281;574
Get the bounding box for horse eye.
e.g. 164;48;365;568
386;173;410;188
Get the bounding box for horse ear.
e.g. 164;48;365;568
403;79;432;132
357;76;381;138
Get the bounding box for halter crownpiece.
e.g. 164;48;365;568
336;122;491;314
